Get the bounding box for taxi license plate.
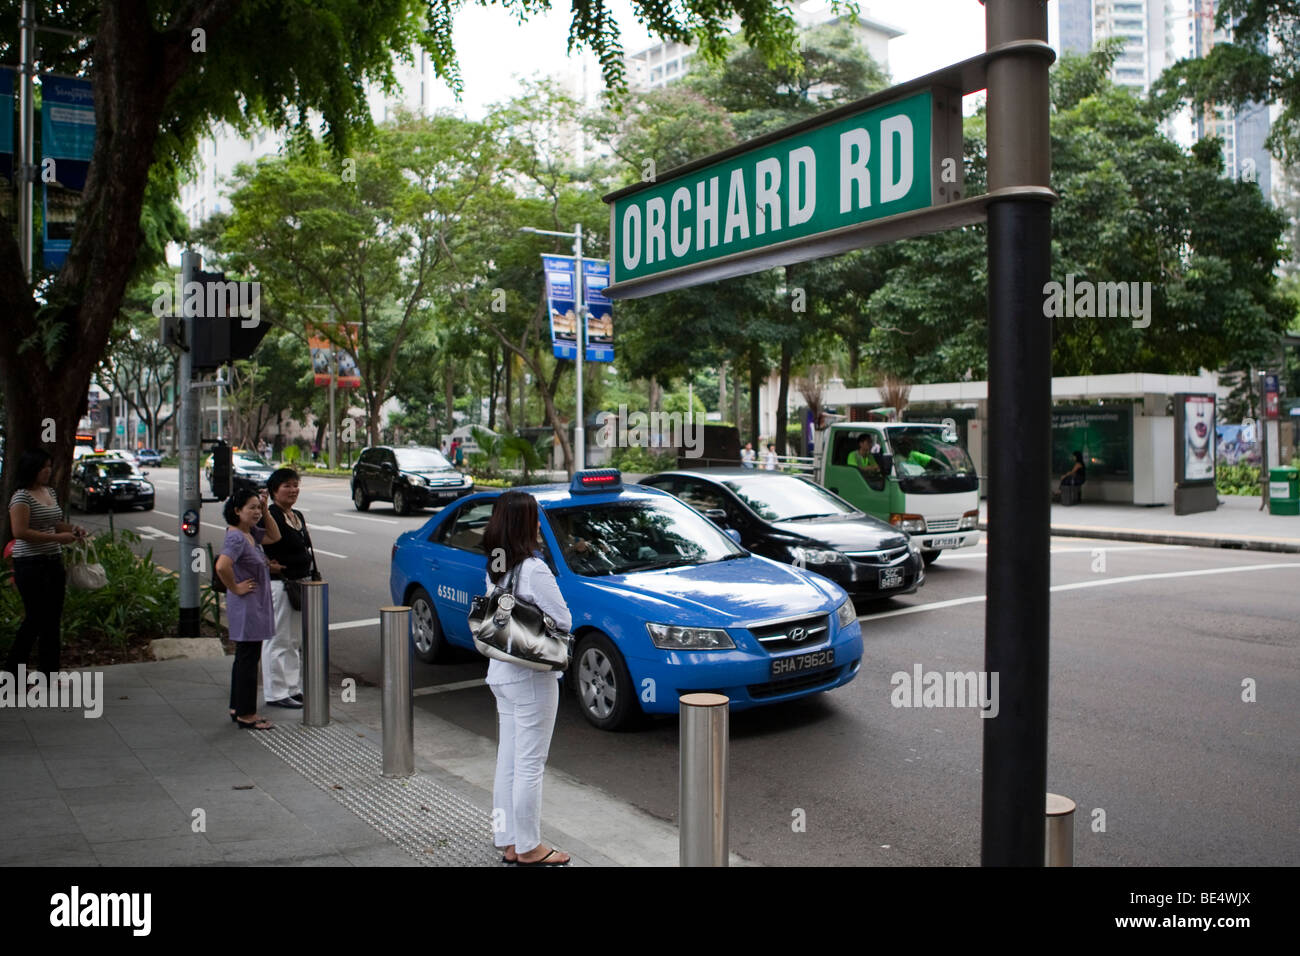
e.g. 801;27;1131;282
878;566;905;589
929;536;960;548
771;648;834;679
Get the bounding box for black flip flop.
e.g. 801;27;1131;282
235;716;274;730
515;849;569;866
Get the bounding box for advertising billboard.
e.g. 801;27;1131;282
1175;393;1215;483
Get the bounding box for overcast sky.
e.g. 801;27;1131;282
430;1;994;118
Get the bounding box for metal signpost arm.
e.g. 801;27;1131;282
981;0;1055;866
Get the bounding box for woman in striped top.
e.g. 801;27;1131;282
4;449;88;677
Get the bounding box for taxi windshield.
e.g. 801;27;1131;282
91;461;136;478
723;475;857;521
547;497;744;577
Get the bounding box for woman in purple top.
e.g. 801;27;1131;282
216;487;281;730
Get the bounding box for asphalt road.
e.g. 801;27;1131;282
84;467;1300;866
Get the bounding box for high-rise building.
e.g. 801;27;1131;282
625;2;903;92
1051;0;1275;200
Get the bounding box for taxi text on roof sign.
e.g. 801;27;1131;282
605;84;965;298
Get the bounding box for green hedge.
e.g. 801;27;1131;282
0;531;179;655
1216;463;1260;496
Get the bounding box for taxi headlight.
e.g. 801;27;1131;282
790;545;846;566
646;623;735;650
836;598;858;628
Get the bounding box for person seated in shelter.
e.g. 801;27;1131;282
1060;450;1086;488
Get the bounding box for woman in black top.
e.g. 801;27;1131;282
5;449;88;677
261;468;316;708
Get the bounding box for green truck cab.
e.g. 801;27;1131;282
818;422;981;565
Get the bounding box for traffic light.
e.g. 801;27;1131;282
189;271;270;369
211;440;232;499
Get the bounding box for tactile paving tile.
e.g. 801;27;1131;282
253;723;501;866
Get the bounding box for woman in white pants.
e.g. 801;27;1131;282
262;468;315;709
482;491;570;866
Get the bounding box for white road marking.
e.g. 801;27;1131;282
863;562;1300;621
135;525;171;540
305;524;356;535
312;548;348;559
413;679;487;697
153;510;178;519
333;512;399;525
940;544;1193;560
329;618;381;631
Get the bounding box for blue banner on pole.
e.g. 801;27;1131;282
582;259;614;363
41;75;95;270
0;69;14;226
543;255;579;360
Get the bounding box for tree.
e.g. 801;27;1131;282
0;0;802;528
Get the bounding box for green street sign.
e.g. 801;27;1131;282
605;81;968;299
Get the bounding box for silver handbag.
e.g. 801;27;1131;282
468;564;572;672
67;540;108;591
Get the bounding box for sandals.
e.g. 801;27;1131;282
515;848;569;866
234;715;274;731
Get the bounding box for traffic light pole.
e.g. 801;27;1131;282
178;251;202;638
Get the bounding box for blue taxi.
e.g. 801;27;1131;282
389;470;863;730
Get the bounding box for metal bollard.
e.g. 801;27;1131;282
300;581;329;727
380;606;413;778
679;692;729;866
1045;792;1076;866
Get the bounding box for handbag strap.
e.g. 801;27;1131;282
299;510;319;578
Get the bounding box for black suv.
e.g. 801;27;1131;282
352;445;474;515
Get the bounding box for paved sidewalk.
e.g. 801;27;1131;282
0;658;691;867
979;494;1300;552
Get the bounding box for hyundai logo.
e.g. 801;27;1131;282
788;626;807;643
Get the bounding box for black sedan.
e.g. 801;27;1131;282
352;445;474;515
640;469;925;602
70;456;155;512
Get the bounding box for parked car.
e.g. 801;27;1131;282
641;469;926;602
69;456;155;511
389;469;863;730
136;448;163;467
353;445;474;515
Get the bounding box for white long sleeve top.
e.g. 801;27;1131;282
483;556;571;685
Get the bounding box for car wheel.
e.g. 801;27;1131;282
922;551;940;567
575;632;640;731
142;501;154;511
352;482;370;511
408;587;447;663
392;485;409;516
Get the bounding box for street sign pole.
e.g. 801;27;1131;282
574;223;586;472
178;251;202;637
981;0;1054;866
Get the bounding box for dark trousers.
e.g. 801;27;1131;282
229;641;264;717
4;555;66;676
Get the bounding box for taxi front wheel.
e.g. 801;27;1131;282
574;633;641;731
408;587;447;663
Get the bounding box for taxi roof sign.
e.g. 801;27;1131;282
571;469;622;493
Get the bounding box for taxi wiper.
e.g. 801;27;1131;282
624;557;697;572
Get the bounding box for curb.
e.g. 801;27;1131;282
978;522;1300;554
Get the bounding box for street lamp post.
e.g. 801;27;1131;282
521;224;586;473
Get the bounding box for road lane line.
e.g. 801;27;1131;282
413;679;487;697
329;618;381;631
864;562;1300;621
153;509;178;519
135;525;171;540
332;512;399;525
940;544;1193;560
305;524;356;535
312;548;348;559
